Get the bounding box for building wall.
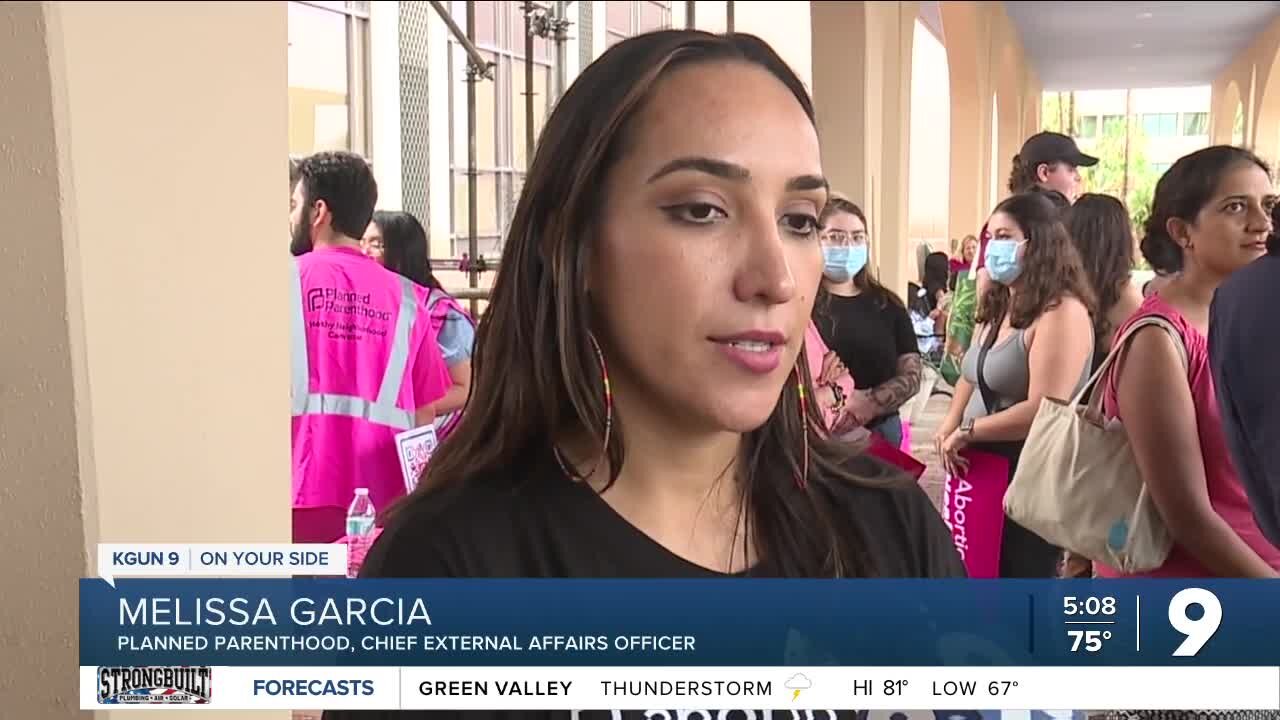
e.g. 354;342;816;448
942;1;1042;243
1213;13;1280;161
289;0;1038;291
1070;87;1213;171
4;2;292;719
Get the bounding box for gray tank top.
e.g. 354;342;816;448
960;325;1092;421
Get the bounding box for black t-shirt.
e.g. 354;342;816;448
813;292;918;392
323;446;964;720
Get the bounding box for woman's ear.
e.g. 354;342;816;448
1165;215;1192;249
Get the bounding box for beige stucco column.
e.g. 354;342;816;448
1;2;290;718
941;0;991;242
811;0;917;298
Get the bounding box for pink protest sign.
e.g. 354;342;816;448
940;449;1009;578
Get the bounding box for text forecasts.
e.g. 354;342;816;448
77;666;1280;711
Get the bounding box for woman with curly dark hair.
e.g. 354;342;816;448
934;191;1097;577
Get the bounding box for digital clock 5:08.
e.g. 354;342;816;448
1062;596;1116;616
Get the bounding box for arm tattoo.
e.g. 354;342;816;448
869;353;923;415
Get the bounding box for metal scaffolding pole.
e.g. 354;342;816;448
427;0;494;315
464;1;480;316
427;1;490;77
524;1;536;167
726;0;734;31
554;1;569;99
686;0;696;29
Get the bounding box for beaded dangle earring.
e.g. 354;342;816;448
553;332;614;482
794;364;810;490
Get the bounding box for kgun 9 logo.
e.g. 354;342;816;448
1167;588;1222;657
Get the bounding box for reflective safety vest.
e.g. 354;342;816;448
289;248;451;513
289;259;420;430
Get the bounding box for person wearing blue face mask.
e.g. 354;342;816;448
934;191;1098;578
812;194;922;447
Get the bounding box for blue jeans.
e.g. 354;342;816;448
869;414;903;449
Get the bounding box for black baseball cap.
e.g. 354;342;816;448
1020;131;1098;168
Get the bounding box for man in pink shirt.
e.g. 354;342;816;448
289;152;451;542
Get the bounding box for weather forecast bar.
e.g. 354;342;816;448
80;666;1280;711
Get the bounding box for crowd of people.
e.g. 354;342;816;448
286;27;1280;605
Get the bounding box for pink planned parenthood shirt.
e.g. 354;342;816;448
291;246;451;519
1097;294;1280;577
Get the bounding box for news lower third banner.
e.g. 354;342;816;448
82;579;1280;667
79;577;1280;710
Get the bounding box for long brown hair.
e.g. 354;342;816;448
1064;194;1134;342
977;192;1097;329
401;30;901;577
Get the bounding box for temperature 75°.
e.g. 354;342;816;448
1068;629;1112;652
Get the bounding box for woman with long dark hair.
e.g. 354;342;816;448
363;210;475;425
1064;194;1143;368
1099;145;1280;578
812;195;922;447
934;191;1097;577
348;30;963;589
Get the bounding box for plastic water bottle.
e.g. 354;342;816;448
345;488;376;538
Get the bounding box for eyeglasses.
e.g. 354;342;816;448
821;230;868;247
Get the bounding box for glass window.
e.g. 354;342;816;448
1076;115;1098;138
639;1;671;32
512;63;552;170
287;2;370;157
455;51;500;170
452;172;500;238
606;1;670;45
1152;162;1172;175
288;2;351;154
508;2;552;61
287;2;370;158
448;0;556;257
472;0;498;46
1141;113;1176;137
606;1;632;33
1181;112;1208;136
1102;115;1125;134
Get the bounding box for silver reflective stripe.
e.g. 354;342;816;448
303;393;414;431
290;267;420;431
375;275;417;408
289;259;310;416
425;289;444;316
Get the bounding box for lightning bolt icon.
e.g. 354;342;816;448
792;689;801;701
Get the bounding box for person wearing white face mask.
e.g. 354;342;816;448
812;194;922;447
934;191;1097;578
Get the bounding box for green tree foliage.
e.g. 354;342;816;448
1042;93;1065;133
1078;114;1159;237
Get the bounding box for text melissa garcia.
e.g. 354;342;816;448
119;597;432;626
